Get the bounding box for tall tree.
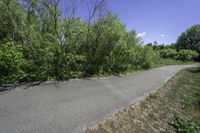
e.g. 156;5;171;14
176;24;200;54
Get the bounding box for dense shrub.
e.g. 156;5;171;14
176;50;199;61
139;46;160;69
0;0;184;84
106;45;138;73
82;14;128;75
159;49;177;59
56;54;87;79
0;42;27;84
158;48;198;62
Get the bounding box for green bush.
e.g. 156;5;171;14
82;14;128;75
0;42;27;84
158;48;198;62
0;0;192;84
139;46;160;69
159;49;177;59
107;45;138;73
176;50;199;61
59;54;86;79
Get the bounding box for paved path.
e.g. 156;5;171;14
0;64;199;133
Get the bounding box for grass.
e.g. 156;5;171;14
153;58;193;68
106;59;193;77
85;67;200;133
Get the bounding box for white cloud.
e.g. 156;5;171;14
137;32;146;37
160;34;165;37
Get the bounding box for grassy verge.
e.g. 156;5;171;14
94;59;194;78
153;58;193;68
85;67;200;133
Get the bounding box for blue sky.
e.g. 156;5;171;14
107;0;200;44
62;0;200;44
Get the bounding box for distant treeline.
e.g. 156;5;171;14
146;24;200;61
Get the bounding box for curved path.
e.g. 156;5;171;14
0;64;199;133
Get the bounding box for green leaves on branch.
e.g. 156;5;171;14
0;42;27;84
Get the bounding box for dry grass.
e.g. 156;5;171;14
85;67;200;133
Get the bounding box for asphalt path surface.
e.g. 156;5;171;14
0;64;199;133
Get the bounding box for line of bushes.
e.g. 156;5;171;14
0;40;160;84
0;0;162;84
159;48;199;61
0;0;199;85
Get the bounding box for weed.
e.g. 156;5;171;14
170;116;200;133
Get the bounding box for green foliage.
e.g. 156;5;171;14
159;48;198;62
107;45;138;73
176;25;200;59
0;0;191;84
0;42;27;84
176;50;199;61
0;0;25;42
82;14;128;74
159;48;178;59
139;46;160;69
56;54;86;79
63;18;88;52
170;116;200;133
